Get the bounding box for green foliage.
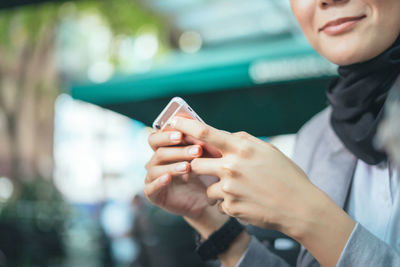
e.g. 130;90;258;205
0;0;169;52
0;3;59;51
21;3;59;42
0;10;14;48
76;0;166;36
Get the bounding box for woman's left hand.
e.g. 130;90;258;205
169;117;322;236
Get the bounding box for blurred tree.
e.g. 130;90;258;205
0;1;169;265
0;0;168;192
0;4;59;191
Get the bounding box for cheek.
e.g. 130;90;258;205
298;0;400;65
291;1;318;47
373;0;400;32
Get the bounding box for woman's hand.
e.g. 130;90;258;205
170;117;357;267
169;117;327;235
144;130;211;219
145;129;229;238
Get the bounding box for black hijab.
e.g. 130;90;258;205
327;36;400;165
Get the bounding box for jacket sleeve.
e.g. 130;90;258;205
337;223;400;266
235;236;291;267
235;109;333;267
235;108;334;267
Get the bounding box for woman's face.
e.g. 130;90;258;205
290;0;400;66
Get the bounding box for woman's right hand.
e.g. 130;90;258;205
144;130;211;219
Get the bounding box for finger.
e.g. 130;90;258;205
206;181;224;202
148;131;183;151
181;173;190;182
144;174;171;201
217;200;226;214
220;200;231;216
169;117;231;153
207;197;218;206
146;162;190;183
183;135;222;158
190;158;224;177
151;145;203;165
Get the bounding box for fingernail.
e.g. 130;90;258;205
169;118;177;128
159;174;169;184
170;132;181;141
175;163;188;172
188;146;200;156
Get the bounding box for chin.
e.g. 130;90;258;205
315;32;397;66
324;51;366;66
318;40;380;66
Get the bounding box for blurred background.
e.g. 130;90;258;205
0;0;338;266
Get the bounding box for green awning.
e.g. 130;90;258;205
71;37;337;136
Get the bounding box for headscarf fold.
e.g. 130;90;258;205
327;36;400;165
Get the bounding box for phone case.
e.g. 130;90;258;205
152;97;203;131
152;97;219;186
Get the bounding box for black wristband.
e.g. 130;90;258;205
195;217;244;261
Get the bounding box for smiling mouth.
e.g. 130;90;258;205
319;15;366;35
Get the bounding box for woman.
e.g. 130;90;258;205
144;0;400;266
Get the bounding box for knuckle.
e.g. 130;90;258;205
196;126;210;140
147;132;154;142
153;148;166;163
144;174;150;184
148;133;157;148
222;180;234;194
145;161;150;171
143;187;150;198
222;163;235;177
237;140;253;158
223;199;240;217
218;203;225;214
221;159;240;177
222;200;233;215
145;170;155;183
145;157;156;170
145;164;160;182
234;131;248;139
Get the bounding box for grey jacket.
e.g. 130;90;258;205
238;103;400;266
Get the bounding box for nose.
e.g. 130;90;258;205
319;0;349;8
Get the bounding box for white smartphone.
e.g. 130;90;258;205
153;97;203;131
152;96;219;186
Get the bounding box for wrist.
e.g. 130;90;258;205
291;189;352;240
283;183;335;240
219;231;251;267
186;206;251;267
184;205;229;239
290;189;356;267
195;217;246;262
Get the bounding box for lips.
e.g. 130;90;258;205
319;15;366;35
